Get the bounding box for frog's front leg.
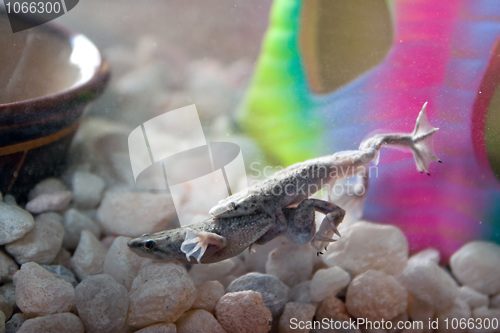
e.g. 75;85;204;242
180;229;227;263
283;198;345;254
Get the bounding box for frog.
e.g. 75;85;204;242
127;198;342;263
128;103;440;263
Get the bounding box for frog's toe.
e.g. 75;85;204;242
180;229;227;263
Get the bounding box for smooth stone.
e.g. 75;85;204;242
13;262;74;316
227;272;290;317
408;296;434;325
215;291;272;333
97;191;178;237
310;266;350;303
5;213;64;264
127;263;197;327
346;269;408;321
289;281;312;304
408;248;441;265
470;306;500;333
25;191;72;214
265;242;314;287
133;323;177;333
191;280;225;313
491;293;500;309
315;296;350;322
70;230;107;281
0;283;16;310
188;258;240;287
5;313;27;333
278;302;316;333
71;171;106;209
176;309;226;333
436;298;471;333
0;311;5;333
27;178;68;201
324;221;408;276
75;274;129;333
0;202;34;245
17;313;84;333
0;294;13;320
103;236;153;290
402;260;458;311
41;265;78;288
62;208;101;250
450;241;500;295
458;286;489;309
0;249;18;282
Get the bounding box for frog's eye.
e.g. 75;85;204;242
143;240;156;251
226;202;236;211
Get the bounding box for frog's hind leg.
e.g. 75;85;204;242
180;229;227;263
284;198;345;254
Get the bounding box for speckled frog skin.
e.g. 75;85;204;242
128;104;440;264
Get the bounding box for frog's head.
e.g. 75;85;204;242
209;189;260;218
127;230;186;261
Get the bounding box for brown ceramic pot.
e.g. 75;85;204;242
0;11;110;199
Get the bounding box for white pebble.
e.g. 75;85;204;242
75;274;128;333
402;260;458;311
470;306;500;333
27;178;68;200
215;291;272;333
5;213;64;264
310;266;350;303
25;191;72;214
346;269;407;321
324;221;408;276
188;258;239;286
289;281;312;304
62;208;101;250
97;191;178;236
436;297;471;333
191;280;225;313
408;248;440;265
490;293;500;309
0;202;34;245
133;323;177;333
71;171;106;208
176;309;226;333
266;242;314;286
315;296;350;322
17;313;84;333
450;241;500;295
408;296;434;324
227;272;290;317
13;262;74;316
0;249;18;282
127;263;197;327
279;302;316;333
459;286;489;309
0;310;4;333
0;293;13;319
70;230;107;281
103;236;152;290
5;313;27;332
0;283;16;310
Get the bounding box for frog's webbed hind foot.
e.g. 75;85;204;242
180;229;227;263
285;198;345;253
409;102;441;174
310;205;345;253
